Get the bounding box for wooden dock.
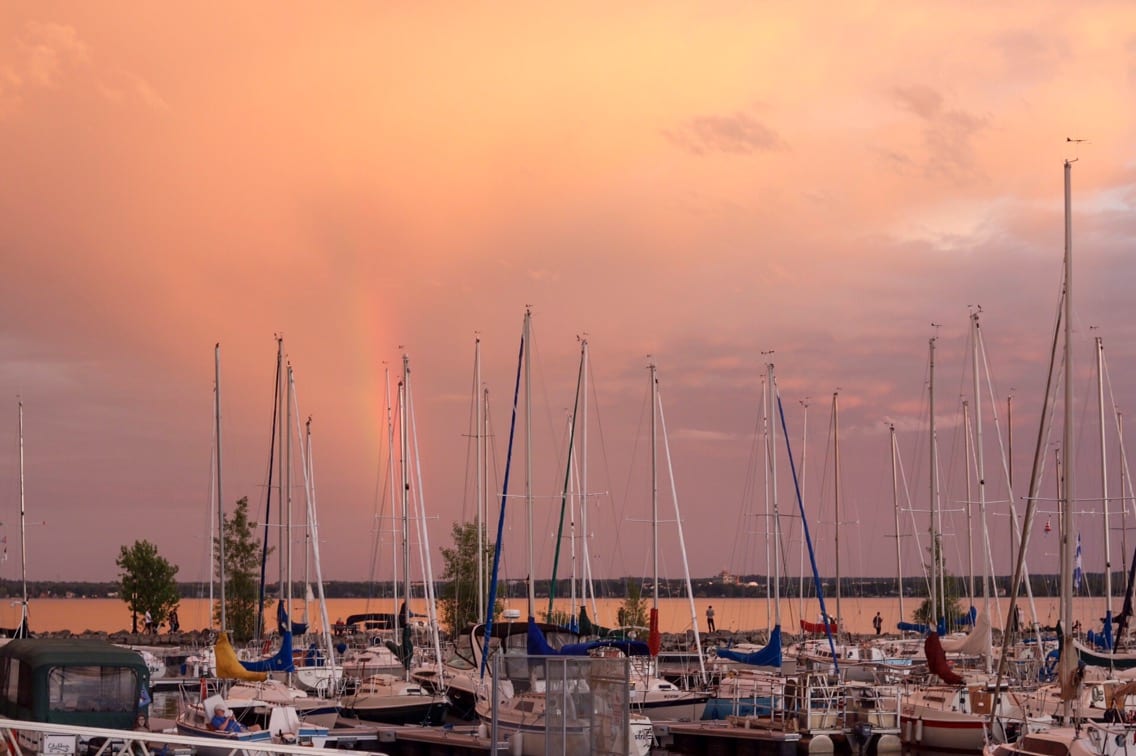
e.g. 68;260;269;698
654;720;804;756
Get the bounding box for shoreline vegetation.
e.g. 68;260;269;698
0;573;1108;601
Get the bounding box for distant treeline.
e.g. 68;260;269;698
0;573;1124;601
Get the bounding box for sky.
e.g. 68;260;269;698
1;3;1135;594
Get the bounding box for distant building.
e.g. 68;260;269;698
719;570;737;585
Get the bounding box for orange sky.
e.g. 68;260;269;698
1;3;1135;598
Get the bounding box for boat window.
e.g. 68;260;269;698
48;666;137;713
1020;737;1070;756
12;660;31;708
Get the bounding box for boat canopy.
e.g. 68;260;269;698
0;638;150;729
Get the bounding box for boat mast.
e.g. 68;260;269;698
475;336;485;621
400;353;412;680
1097;335;1114;644
832;391;841;630
653;367;708;683
1060;158;1075;716
650;361;659;612
286;362;294;629
891;423;904;625
768;362;782;633
17;399;28;635
971;311;992;673
963;400;974;605
524;309;534;620
385;366;400;642
215;344;226;632
929;334;943;630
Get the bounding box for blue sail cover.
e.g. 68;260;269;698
527;617;558;656
1087;610;1115;651
276;600;308;636
957;606;978;627
526;619;649;657
240;630;296;672
897;621;930;634
714;625;782;667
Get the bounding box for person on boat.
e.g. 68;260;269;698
211;705;260;733
706;605;716;633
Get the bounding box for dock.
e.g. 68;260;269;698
654;720;803;756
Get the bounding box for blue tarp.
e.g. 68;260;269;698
526;618;650;657
714;625;782;667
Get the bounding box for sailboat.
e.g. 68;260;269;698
617;361;711;722
473;310;652;756
1;400;31;639
987;158;1136;756
341;353;449;726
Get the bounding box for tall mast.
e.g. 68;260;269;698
17;399;28;634
971;311;991;673
929;335;941;629
524;308;534;620
475;336;484;621
581;338;594;622
1060;159;1075;711
891;423;904;624
1097;336;1113;638
833;391;841;629
963;400;974;604
286;362;294;623
385;366;400;636
215;344;226;632
400;353;412;679
650;362;659;610
768;362;781;629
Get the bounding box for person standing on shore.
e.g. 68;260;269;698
872;612;883;635
144;610;153;633
706;605;716;633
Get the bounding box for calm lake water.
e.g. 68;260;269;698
5;594;1113;637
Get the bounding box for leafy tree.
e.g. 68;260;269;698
116;540;180;633
913;540;964;628
438;521;497;634
619;579;648;628
215;496;265;642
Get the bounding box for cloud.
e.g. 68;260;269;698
664;111;786;156
19;21;89;87
97;68;170;112
890;84;988;181
0;21;88;117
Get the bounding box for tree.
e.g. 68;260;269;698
215;496;265;642
438;521;497;635
913;540;964;628
619;579;648;628
116;540;179;633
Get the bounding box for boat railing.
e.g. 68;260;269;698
0;718;390;756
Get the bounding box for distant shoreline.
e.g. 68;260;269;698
0;574;1091;601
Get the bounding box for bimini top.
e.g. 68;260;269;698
0;638;151;669
0;637;151;728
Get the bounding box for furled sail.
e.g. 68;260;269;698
715;625;782;668
214;632;269;682
940;608;992;657
924;632;964;684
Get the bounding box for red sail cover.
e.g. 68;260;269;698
648;608;661;657
800;619;838;634
924;632;965;684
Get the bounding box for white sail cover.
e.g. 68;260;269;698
940;609;992;658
